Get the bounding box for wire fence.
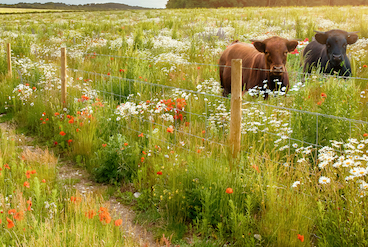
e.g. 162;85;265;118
7;45;368;206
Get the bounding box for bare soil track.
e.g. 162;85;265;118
0;118;160;247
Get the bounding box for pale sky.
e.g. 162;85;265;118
0;0;168;8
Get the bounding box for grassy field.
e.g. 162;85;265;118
0;8;62;13
0;6;368;246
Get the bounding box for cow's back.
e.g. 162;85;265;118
219;43;264;95
303;40;326;73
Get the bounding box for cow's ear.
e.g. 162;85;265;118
286;40;298;52
252;41;266;53
315;31;328;44
347;32;359;44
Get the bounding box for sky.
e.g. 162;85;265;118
0;0;168;8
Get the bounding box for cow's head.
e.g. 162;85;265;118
252;36;298;76
314;29;358;68
251;36;298;91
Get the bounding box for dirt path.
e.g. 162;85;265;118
0;119;159;247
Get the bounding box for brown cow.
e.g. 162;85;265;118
219;36;298;98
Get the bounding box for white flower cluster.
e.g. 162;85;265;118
196;78;222;95
12;84;34;101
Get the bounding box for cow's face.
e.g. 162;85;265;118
252;37;298;77
315;30;358;68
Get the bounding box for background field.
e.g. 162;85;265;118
1;6;368;246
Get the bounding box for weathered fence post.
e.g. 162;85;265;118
61;47;67;107
7;43;12;78
229;59;242;162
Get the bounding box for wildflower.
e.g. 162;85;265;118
26;200;32;211
157;171;163;175
26;170;31;179
54;112;60;116
141;157;145;162
297;234;304;242
32;87;36;90
59;131;66;136
358;144;365;149
251;165;260;173
290;48;299;55
102;144;107;147
23;181;30;188
202;130;206;134
197;149;201;153
107;72;111;76
142;151;146;155
292;181;301;188
67;139;73;145
98;207;108;213
85;210;96;219
225;188;233;194
138;133;144;137
363;65;367;68
14;211;24;221
6;217;14;229
42;179;46;183
319;176;331;184
54;141;58;146
114;219;123;226
4;164;10;169
167;127;174;133
321;93;327;98
76;128;80;132
8;209;16;215
68;119;74;124
124;143;128;146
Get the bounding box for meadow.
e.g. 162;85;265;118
1;6;368;246
0;8;62;13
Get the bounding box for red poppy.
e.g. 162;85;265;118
4;164;10;169
102;144;107;147
321;93;327;98
26;200;32;211
54;112;60;116
225;188;233;194
157;171;162;175
8;209;16;215
6;217;14;229
138;133;144;137
14;211;24;221
141;157;145;162
23;181;30;188
26;170;31;179
54;141;58;146
167;127;174;133
42;179;46;183
32;87;36;90
364;133;368;137
67;139;73;146
59;131;66;136
85;210;96;219
197;149;201;153
363;65;367;68
31;170;36;174
115;219;123;226
297;234;304;242
124;143;128;146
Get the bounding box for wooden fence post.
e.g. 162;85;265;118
61;47;67;107
7;43;12;78
229;59;242;161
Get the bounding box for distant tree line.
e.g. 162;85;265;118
0;2;148;11
166;0;368;8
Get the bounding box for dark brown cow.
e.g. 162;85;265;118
219;36;298;97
